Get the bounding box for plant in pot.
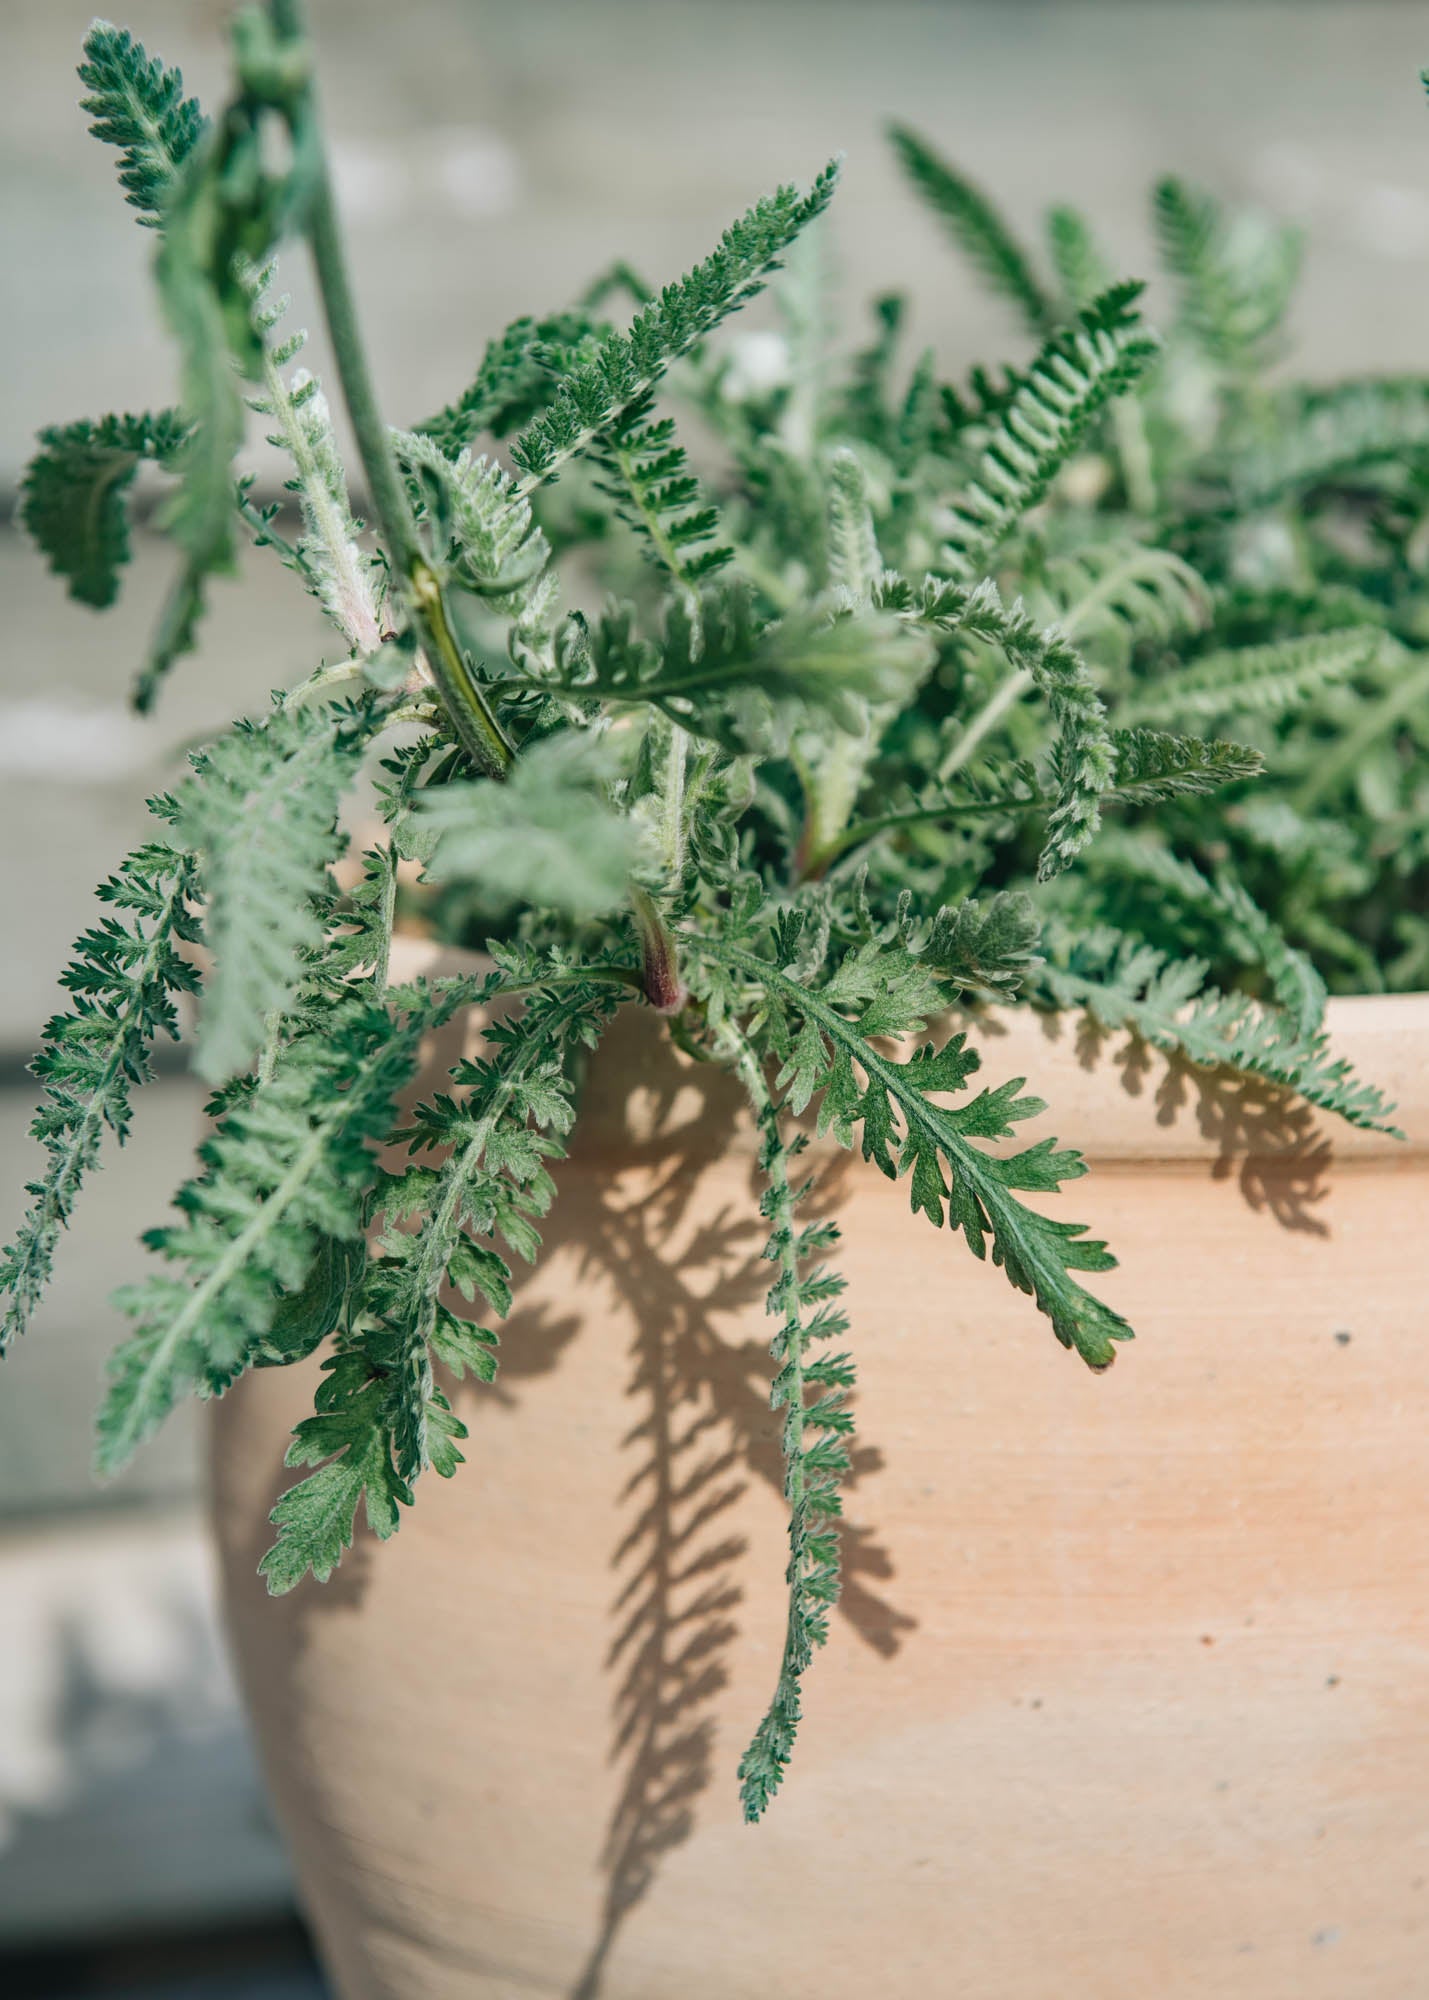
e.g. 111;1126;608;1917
5;9;1426;1996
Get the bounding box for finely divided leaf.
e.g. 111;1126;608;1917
889;125;1056;335
942;285;1159;576
698;937;1131;1371
78;21;208;227
178;702;375;1084
1107;728;1263;802
97;1001;424;1475
0;838;200;1350
510;162;840;487
1119;627;1391;726
21;410;190;609
419;733;640;920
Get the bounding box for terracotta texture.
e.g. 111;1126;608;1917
209;940;1429;2000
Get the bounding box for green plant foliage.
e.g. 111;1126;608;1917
21;411;190;608
8;18;1422;1829
78;20;207;227
260;963;619;1590
177;700;378;1085
1120;628;1393;726
97;995;435;1475
590;398;733;591
532;585;935;756
734;1059;853;1823
509;162;840;485
940;284;1160;575
0;833;200;1350
890;124;1055;335
246;262;384;655
1153;176;1300;373
1037;928;1396;1133
394;429;553;627
413;309;600;456
419;734;641;918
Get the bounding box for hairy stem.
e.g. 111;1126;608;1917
271;0;512;776
253;333;382;654
629;884;687;1014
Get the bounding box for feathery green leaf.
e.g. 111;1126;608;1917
510;163;840;486
177;701;377;1084
0;836;200;1351
78;20;208;227
21;410;189;608
889;125;1056;335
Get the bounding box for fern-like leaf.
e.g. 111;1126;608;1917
732;1047;853;1822
245;262;383;654
1120;627;1392;726
510;163;840;487
1045;541;1210;650
21;411;189;608
177;700;377;1084
694;933;1131;1369
78;20;207;228
1103;728;1263;803
1153;177;1299;374
885;574;1116;879
394;430;553;628
941;284;1159;576
535;585;933;755
1217;380;1429;511
414;309;598;457
96;996;429;1475
590;398;733;591
889;125;1056;336
260;964;619;1589
0;836;200;1350
1038;929;1396;1132
1045;205;1113;313
418;733;640;920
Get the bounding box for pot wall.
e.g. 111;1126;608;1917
209;942;1429;2000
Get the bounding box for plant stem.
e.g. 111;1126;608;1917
937;665;1032;784
629;884;688;1014
270;0;513;777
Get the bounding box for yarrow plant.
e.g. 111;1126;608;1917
4;8;1421;1821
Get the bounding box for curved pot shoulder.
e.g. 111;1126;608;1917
209;938;1429;2000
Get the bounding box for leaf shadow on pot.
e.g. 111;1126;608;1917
484;1005;918;2000
1017;1008;1335;1237
211;986;914;1996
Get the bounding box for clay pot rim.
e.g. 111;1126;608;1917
386;933;1428;1165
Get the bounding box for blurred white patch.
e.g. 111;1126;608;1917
332;128;521;226
431;127;521;218
721;330;792;402
1355;182;1429;262
0;700;151;782
330;137;406;224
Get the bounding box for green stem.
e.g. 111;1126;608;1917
271;0;513;777
281;657;367;707
937;665;1032;784
370;844;398;997
822;788;1043;867
1111;396;1157;516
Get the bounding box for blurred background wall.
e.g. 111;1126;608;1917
3;0;1429;1988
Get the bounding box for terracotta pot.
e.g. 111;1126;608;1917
209;939;1428;2000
